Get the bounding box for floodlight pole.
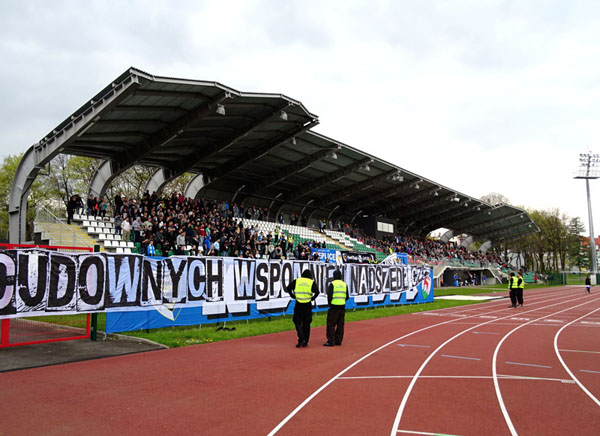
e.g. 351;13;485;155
575;152;599;276
585;178;597;275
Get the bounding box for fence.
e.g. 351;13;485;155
0;242;93;348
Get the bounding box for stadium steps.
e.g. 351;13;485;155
321;233;348;250
33;221;98;250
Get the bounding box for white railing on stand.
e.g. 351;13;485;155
35;205;92;248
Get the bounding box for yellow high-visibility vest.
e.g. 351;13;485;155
294;277;313;303
518;275;525;289
508;276;517;289
331;280;347;306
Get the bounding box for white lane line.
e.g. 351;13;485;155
554;304;600;408
493;295;600;436
398;344;431;348
397;430;462;436
472;331;499;335
580;321;600;325
505;361;552;369
544;319;564;323
390;294;591;436
479;315;498;319
559;349;600;354
510;317;530;321
441;354;481;361
338;374;575;383
580;369;600;374
267;291;580;435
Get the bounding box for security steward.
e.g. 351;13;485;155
516;270;525;307
285;269;320;348
508;272;518;308
324;269;349;347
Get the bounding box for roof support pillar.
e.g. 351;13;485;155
88;159;117;199
231;184;246;204
9;74;140;243
479;240;492;254
460;235;474;249
440;230;454;243
143;167;180;195
184;173;206;199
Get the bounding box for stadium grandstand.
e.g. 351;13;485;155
9;67;537;287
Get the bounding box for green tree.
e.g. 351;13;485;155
567;217;589;270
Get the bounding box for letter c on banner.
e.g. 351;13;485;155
0;253;16;315
187;259;206;301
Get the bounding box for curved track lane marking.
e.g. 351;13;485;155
553;304;600;407
267;290;578;435
390;293;595;436
492;295;600;436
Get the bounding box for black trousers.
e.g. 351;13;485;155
326;306;346;345
509;289;517;306
293;302;313;344
515;289;523;305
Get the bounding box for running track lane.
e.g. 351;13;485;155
0;287;596;435
267;288;599;436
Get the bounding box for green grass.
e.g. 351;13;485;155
123;299;480;348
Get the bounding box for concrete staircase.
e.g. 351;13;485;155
34;221;99;250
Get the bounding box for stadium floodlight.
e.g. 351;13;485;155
327;150;338;159
216;104;226;116
280;110;288;121
359;163;371;172
574;151;600;275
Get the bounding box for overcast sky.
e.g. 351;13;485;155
1;0;599;236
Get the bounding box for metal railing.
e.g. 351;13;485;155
34;205;92;248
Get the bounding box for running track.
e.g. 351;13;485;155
1;286;599;435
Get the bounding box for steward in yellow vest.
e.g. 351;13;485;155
516;271;525;307
508;272;518;308
285;269;320;348
324;269;349;347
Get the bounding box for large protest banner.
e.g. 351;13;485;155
0;249;434;333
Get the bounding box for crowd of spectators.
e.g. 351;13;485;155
349;231;505;267
111;191;328;258
83;191;506;267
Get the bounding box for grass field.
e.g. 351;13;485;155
123;299;483;348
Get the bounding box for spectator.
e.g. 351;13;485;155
67;195;77;225
121;216;131;242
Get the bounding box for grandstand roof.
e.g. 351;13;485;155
12;67;537;243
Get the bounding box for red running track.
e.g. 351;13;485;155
1;286;599;436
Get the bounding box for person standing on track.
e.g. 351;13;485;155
516;270;525;307
324;269;349;347
508;272;518;308
285;269;320;348
585;274;592;293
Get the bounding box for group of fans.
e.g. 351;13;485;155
76;191;504;266
108;191;330;259
353;232;505;267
